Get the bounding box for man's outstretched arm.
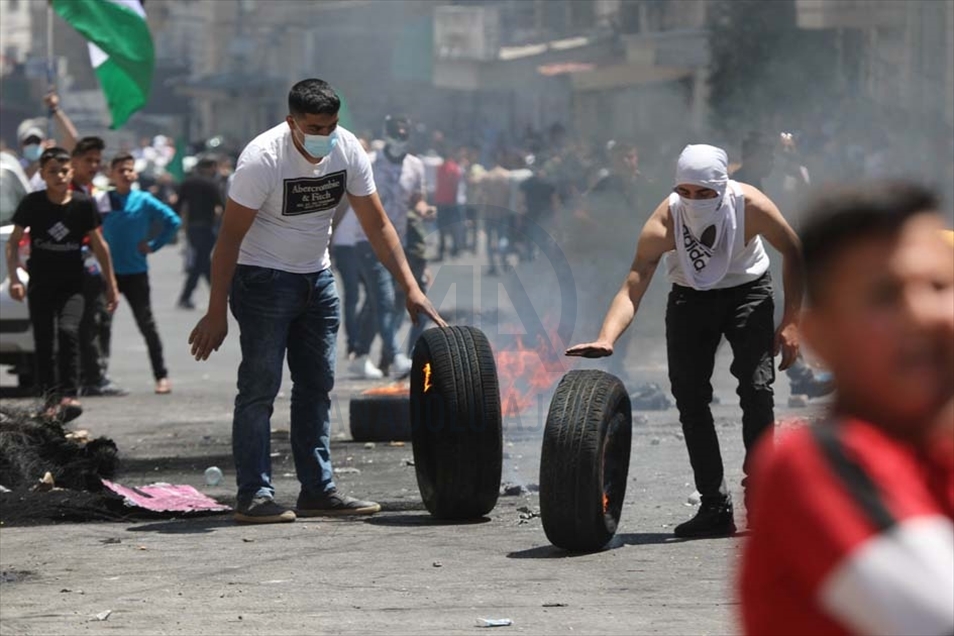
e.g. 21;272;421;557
566;199;674;358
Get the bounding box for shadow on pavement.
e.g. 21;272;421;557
364;513;491;527
507;532;687;559
119;453;235;475
126;515;234;534
617;532;688;546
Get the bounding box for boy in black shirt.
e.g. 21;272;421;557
6;148;118;419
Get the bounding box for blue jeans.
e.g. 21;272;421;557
353;241;399;365
230;265;339;504
331;245;361;355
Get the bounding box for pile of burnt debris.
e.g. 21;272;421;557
0;404;122;525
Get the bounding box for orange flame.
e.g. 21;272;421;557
361;381;409;397
495;322;575;416
602;491;609;513
423;362;433;393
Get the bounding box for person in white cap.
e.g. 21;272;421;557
567;144;803;538
17;91;78;189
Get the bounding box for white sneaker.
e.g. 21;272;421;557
349;355;383;379
391;353;413;376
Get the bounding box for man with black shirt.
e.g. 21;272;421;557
176;155;225;309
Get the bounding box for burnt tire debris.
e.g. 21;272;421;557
410;326;502;520
539;370;633;552
349;394;411;442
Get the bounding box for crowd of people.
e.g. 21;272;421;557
3;92;237;420
9;86;939;414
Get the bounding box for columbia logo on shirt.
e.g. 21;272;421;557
48;221;70;242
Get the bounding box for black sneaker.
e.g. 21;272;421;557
234;497;296;524
673;498;736;538
296;489;381;517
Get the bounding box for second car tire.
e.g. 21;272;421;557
539;370;632;552
410;326;502;520
349;394;411;442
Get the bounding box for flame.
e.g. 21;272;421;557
361;381;409;397
423;362;433;393
602;491;609;514
495;322;575;416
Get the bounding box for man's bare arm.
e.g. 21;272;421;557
742;183;803;369
5;225;25;300
348;192;417;293
348;191;445;327
567;199;675;357
44;92;78;152
742;184;803;323
189;198;257;360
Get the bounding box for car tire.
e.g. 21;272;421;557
410;326;502;519
539;370;632;552
349;394;411;442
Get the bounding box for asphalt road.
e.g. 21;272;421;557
0;234;826;635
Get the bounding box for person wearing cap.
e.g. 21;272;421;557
17;91;78;188
567;144;803;538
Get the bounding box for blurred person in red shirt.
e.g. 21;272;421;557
739;182;954;636
434;146;463;261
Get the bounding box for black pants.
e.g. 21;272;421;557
180;225;215;303
28;280;85;401
79;271;113;387
116;273;167;380
437;204;463;259
666;273;776;503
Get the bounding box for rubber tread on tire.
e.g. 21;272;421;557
539;370;632;551
410;326;502;519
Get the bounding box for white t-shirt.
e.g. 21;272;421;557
229;122;376;273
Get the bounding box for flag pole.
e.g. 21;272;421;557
46;2;55;138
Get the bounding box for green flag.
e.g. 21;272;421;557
51;0;154;129
167;137;187;182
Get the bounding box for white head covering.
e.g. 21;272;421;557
669;144;737;289
675;144;729;196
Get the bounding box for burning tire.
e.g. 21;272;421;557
349;392;411;442
410;326;502;519
539;370;632;552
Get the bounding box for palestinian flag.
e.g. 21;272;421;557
51;0;154;129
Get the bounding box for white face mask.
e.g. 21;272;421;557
680;195;722;218
679;194;724;238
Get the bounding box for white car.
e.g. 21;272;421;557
0;151;34;388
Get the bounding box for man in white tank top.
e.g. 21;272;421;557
567;144;803;538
